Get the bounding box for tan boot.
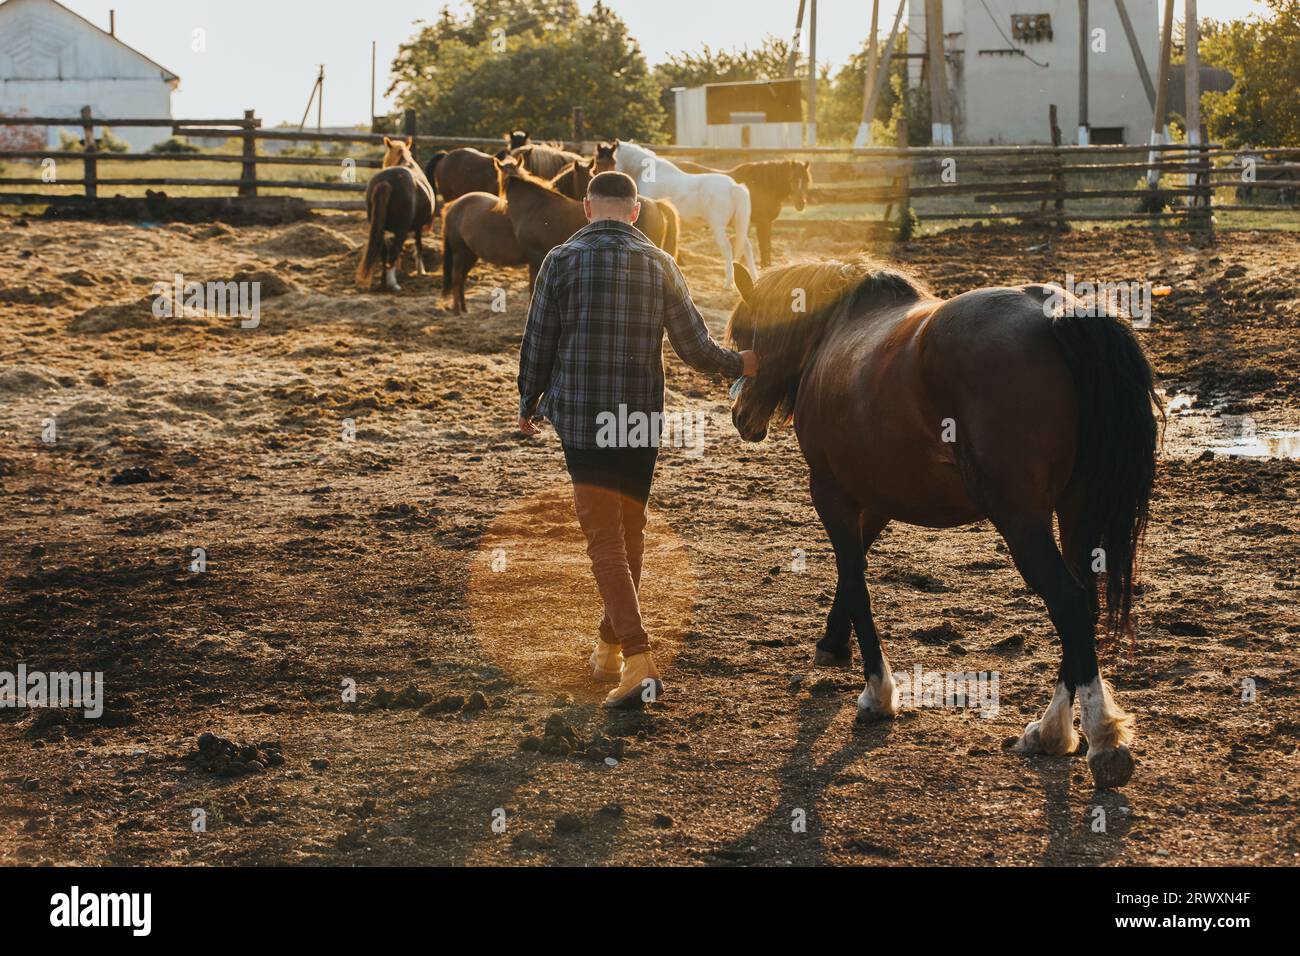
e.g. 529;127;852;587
589;638;623;682
603;652;663;709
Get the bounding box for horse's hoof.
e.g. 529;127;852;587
813;648;852;669
1012;722;1043;754
855;679;900;724
1088;745;1135;790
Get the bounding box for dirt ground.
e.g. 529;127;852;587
0;212;1296;866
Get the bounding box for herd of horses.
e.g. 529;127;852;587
353;131;1161;793
355;132;811;310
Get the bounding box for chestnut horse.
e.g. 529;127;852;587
677;159;812;267
550;158;680;260
356;137;435;293
440;191;525;314
726;258;1160;790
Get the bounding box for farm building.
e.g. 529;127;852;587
672;78;804;148
0;0;179;151
908;0;1160;144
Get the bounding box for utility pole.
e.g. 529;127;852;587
317;64;324;133
925;0;952;145
1185;0;1202;193
371;41;377;129
807;0;818;146
856;0;882;147
787;0;807;78
1078;0;1090;145
1148;0;1175;186
856;0;907;148
1185;0;1200;144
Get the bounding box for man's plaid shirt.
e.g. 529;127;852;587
518;219;744;449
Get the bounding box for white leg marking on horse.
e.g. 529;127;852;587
1080;675;1136;788
1079;676;1134;750
1013;681;1078;755
385;265;401;293
856;654;900;721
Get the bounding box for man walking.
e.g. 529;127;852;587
518;171;756;708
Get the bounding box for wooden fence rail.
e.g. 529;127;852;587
2;107;1296;230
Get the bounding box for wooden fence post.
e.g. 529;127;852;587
80;106;97;200
894;111;911;235
403;109;417;139
1049;104;1066;230
1198;123;1214;239
239;110;258;198
572;106;586;146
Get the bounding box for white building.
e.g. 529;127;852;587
673;79;805;149
909;0;1159;144
0;0;179;151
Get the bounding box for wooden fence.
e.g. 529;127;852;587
1;108;1297;232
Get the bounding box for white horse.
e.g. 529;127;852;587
611;140;757;286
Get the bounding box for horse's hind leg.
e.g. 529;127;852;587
1057;495;1137;789
810;471;898;720
413;228;429;276
385;230;407;293
815;511;887;670
996;513;1134;788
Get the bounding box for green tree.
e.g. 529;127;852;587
389;0;663;142
1199;0;1300;146
818;31;908;144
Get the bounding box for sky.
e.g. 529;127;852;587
52;0;1273;127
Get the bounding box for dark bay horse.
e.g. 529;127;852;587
725;258;1161;790
356;137;435;293
426;147;498;206
678;159;812;267
550;158;680;259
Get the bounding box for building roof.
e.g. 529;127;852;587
0;0;180;84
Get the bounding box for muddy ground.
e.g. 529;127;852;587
0;213;1296;866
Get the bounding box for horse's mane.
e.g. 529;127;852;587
726;257;929;423
495;160;571;212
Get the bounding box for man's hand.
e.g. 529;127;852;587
740;350;758;377
518;415;541;437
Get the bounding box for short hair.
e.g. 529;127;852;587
587;170;637;203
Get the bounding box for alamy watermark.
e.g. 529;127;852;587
152;273;261;328
595;404;708;457
894;665;999;718
0;664;103;718
1043;274;1154;328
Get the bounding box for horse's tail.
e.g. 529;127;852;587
659;199;680;261
425;151;447;211
357;180;391;287
1050;309;1162;642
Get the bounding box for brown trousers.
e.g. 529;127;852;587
563;445;659;657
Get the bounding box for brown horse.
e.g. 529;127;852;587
550;158;680;260
725;258;1161;791
428;147;499;206
356;137;436;293
678;159;812;267
512;142;583;180
440;190;525;314
496;159;587;286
